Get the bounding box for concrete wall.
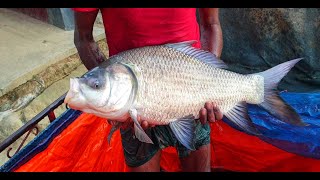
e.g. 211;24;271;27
10;8;74;31
11;8;48;22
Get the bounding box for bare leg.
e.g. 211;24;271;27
180;144;211;172
128;150;162;172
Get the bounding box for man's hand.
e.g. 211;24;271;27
199;102;223;124
140;119;156;130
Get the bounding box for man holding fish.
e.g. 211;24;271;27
71;8;223;172
70;8;304;172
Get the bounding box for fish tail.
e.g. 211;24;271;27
256;58;307;126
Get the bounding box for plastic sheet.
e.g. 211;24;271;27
1;92;319;172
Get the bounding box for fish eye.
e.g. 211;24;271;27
92;81;100;89
86;78;101;89
94;82;99;89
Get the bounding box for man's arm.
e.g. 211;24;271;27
198;8;223;58
198;8;224;124
74;10;107;70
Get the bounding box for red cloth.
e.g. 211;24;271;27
15;114;128;172
72;8;201;56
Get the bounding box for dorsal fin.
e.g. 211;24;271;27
165;40;197;49
164;41;228;69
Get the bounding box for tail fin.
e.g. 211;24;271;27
257;58;307;126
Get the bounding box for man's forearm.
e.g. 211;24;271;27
198;8;223;59
200;24;223;58
74;10;107;70
75;39;107;70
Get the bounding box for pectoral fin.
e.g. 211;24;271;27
129;109;153;144
169;115;196;150
107;121;122;145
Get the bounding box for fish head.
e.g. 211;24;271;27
64;64;135;120
64;67;111;114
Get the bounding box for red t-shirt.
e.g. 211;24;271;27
73;8;201;56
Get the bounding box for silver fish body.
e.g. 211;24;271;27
64;41;305;150
111;45;263;125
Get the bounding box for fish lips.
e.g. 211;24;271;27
64;78;80;105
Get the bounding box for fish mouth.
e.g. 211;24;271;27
64;78;79;104
64;91;73;104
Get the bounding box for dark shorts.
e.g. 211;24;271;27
120;120;211;167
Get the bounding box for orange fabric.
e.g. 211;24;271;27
15;113;320;172
15;113;128;172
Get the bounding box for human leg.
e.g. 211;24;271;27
120;123;181;172
180;144;211;172
178;121;211;172
127;150;161;172
120;120;211;172
120;125;161;171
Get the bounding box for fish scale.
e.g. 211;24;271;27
114;45;261;125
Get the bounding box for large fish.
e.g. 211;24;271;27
64;41;306;150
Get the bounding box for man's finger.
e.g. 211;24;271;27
138;116;150;130
120;118;133;130
213;103;223;120
199;107;207;125
205;102;216;122
141;120;149;130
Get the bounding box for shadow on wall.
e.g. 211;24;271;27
219;8;320;92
